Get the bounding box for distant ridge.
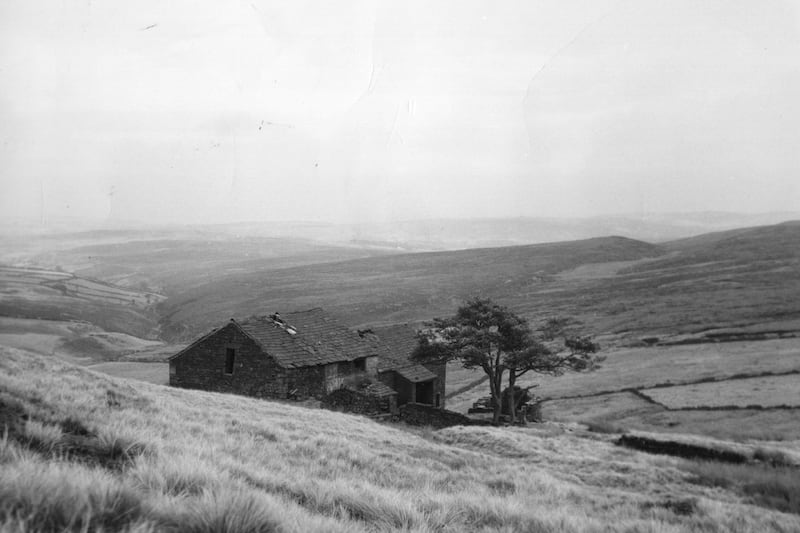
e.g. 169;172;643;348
4;211;799;251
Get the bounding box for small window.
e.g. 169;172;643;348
354;357;366;371
435;393;441;408
224;348;236;375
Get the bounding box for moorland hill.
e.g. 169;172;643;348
158;222;800;343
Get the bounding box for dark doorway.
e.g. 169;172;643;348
415;380;434;404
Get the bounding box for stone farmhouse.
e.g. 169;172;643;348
169;309;445;413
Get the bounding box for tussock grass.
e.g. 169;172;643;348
1;346;800;532
156;490;286;533
0;461;147;532
752;447;795;467
682;461;800;515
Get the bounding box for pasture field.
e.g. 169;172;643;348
0;266;162;338
540;392;662;422
540;393;800;441
0;266;71;282
446;338;800;441
642;374;800;409
446;337;800;413
2;347;799;532
0;266;163;308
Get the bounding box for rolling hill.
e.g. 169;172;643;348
156;235;664;340
156;221;800;344
2;218;799;354
1;347;798;532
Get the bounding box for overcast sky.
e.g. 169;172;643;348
1;1;799;225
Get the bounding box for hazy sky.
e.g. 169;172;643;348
1;1;799;224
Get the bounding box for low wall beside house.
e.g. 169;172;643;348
399;403;474;428
321;388;391;415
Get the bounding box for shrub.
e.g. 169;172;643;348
585;420;625;434
641;498;698;516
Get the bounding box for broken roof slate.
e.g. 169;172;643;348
237;308;377;368
361;324;437;382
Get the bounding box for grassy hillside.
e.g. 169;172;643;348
2;347;799;532
17;236;394;296
6;221;798;346
157;221;800;344
0;317;170;365
158;236;663;341
0;266;162;339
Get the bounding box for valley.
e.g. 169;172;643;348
1;219;799;443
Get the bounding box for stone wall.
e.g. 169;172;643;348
169;322;288;398
364;355;379;375
399;403;473;429
616;435;748;463
287;365;328;398
321;388;393;415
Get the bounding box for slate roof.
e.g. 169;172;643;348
235;308;377;368
364;324;437;381
396;365;437;383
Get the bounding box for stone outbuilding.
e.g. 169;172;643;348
169;309;383;400
360;324;447;410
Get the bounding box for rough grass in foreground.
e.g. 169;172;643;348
681;461;800;515
1;346;800;532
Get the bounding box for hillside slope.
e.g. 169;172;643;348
1;347;799;532
159;236;663;340
159;221;800;343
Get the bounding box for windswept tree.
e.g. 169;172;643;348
413;297;601;424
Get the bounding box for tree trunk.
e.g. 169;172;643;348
508;371;517;424
490;368;505;425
